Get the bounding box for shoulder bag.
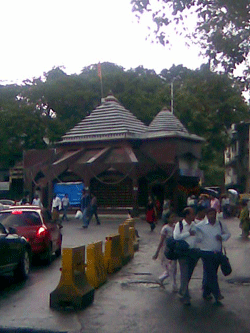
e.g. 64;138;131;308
164;220;190;260
218;221;232;276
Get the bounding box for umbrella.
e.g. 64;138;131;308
201;187;219;197
227;189;238;196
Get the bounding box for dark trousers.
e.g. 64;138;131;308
178;251;199;301
62;206;69;221
201;251;221;300
88;206;100;225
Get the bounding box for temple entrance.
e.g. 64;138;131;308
90;172;133;208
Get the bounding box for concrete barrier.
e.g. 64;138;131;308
128;227;135;258
86;241;107;289
50;246;94;310
124;219;139;251
104;234;123;274
124;218;135;228
118;223;131;264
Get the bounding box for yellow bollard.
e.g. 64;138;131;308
86;241;107;289
124;219;139;251
50;246;94;310
124;218;135;228
118;223;131;264
104;234;123;274
128;227;135;258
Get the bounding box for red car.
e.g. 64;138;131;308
0;206;62;264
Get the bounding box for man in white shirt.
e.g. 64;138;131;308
196;207;231;304
51;194;62;226
32;194;43;208
62;194;70;221
173;207;198;305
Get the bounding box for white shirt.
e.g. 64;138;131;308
32;198;43;208
62;196;69;207
196;217;231;252
52;196;62;211
160;224;174;239
173;219;197;248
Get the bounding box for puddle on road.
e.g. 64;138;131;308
121;280;160;288
227;277;250;286
117;272;162;288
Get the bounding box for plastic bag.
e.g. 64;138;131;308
75;210;83;219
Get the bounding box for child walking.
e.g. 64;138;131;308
152;213;178;291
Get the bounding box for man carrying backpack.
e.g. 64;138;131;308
173;207;198;305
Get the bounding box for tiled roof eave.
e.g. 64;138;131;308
59;131;140;144
58;130;205;144
143;131;205;142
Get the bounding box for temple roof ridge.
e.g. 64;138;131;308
147;107;188;134
60;95;204;144
61;94;147;142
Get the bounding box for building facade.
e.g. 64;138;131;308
225;121;250;193
23;95;204;213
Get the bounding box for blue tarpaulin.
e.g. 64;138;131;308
54;182;84;206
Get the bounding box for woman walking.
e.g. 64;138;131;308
153;213;178;291
146;197;156;231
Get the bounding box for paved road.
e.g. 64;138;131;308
1;215;250;333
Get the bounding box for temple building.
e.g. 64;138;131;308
23;95;204;213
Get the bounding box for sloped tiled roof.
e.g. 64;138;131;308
148;107;188;133
60;95;204;143
61;95;147;143
147;107;204;142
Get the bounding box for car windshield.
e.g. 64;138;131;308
0;211;42;228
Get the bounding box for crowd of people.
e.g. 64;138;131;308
150;189;250;306
21;188;101;229
153;203;231;306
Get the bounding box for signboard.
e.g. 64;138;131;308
0;182;9;191
54;182;84;206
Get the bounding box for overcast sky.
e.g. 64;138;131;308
0;0;206;84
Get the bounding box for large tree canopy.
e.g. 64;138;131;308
131;0;250;85
0;62;249;185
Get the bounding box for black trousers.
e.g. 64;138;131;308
201;251;221;300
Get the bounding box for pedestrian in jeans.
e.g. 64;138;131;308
81;189;90;228
196;207;231;304
62;193;70;221
173;207;199;305
88;193;101;225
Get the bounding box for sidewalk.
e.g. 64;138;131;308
73;216;250;333
1;215;250;333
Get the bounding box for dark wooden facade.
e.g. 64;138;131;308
23;95;204;213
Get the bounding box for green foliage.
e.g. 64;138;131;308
0;62;249;186
131;0;250;84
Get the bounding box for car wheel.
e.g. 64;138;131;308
14;249;30;281
44;243;53;265
55;246;61;258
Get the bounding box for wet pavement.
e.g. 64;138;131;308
1;215;250;332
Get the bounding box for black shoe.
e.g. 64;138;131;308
203;295;213;301
214;300;223;307
97;222;101;225
217;294;224;301
151;223;156;231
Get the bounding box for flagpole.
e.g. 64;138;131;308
98;62;103;99
100;76;103;99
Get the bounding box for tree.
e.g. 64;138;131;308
167;64;249;185
131;0;250;85
0;62;249;186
